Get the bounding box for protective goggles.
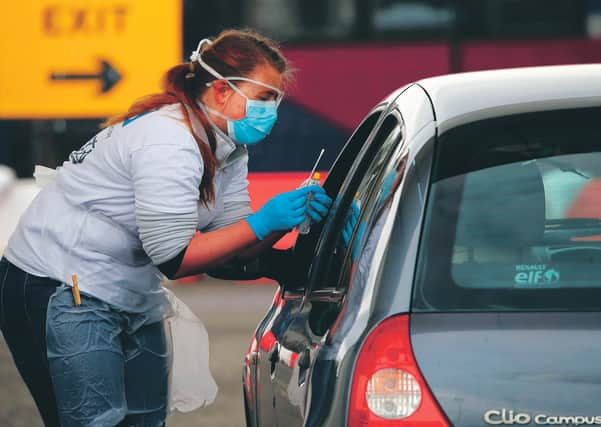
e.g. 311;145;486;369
190;39;285;106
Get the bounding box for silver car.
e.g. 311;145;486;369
238;64;601;426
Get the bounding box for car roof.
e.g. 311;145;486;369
416;64;601;133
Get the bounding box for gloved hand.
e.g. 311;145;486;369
342;200;360;246
305;186;333;224
247;186;331;240
341;200;364;261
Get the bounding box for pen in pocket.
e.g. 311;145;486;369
71;274;81;306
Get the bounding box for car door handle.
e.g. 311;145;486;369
248;351;259;366
297;348;311;386
269;343;280;376
269;344;280;364
297;349;310;370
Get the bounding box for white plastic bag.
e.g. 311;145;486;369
0;165;15;197
33;165;58;188
164;289;218;413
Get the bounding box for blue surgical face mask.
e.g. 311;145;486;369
229;99;278;145
204;90;278;145
190;38;284;145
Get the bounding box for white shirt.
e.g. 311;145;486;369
4;104;252;314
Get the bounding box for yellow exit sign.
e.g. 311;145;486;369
0;1;181;119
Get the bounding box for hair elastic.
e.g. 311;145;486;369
185;61;196;79
190;38;213;63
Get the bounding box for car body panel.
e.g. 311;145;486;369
307;123;436;426
244;64;601;426
252;290;282;427
264;85;438;426
418;64;601;134
411;312;601;426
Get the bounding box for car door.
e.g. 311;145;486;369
266;111;407;427
248;108;386;427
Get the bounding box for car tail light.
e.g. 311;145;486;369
348;315;449;426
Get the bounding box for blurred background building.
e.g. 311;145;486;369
0;3;601;425
1;0;601;181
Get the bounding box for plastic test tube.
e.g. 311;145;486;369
297;172;322;235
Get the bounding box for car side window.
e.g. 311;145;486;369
310;114;404;293
315;152;410;339
284;110;383;289
337;151;409;293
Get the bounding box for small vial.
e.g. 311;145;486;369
297;172;321;235
354;191;361;209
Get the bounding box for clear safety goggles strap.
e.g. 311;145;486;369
190;38;284;105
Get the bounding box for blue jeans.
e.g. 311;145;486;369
0;257;61;426
46;285;170;427
0;258;169;427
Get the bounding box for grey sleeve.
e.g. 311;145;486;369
131;143;203;265
202;200;253;232
202;154;253;232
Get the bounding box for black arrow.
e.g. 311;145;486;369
50;59;121;94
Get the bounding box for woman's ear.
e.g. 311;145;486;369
211;80;233;106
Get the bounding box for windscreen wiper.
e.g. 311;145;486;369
546;218;601;229
532;158;591;179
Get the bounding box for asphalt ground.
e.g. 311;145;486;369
0;276;278;427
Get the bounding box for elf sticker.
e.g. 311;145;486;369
514;264;560;287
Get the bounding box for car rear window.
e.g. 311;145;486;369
413;107;601;311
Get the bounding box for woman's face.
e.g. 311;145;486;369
203;63;283;131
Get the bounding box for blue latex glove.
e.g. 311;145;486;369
306;187;333;224
341;200;365;261
247;186;330;240
342;200;360;246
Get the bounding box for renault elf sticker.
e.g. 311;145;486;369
514;264;560;287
